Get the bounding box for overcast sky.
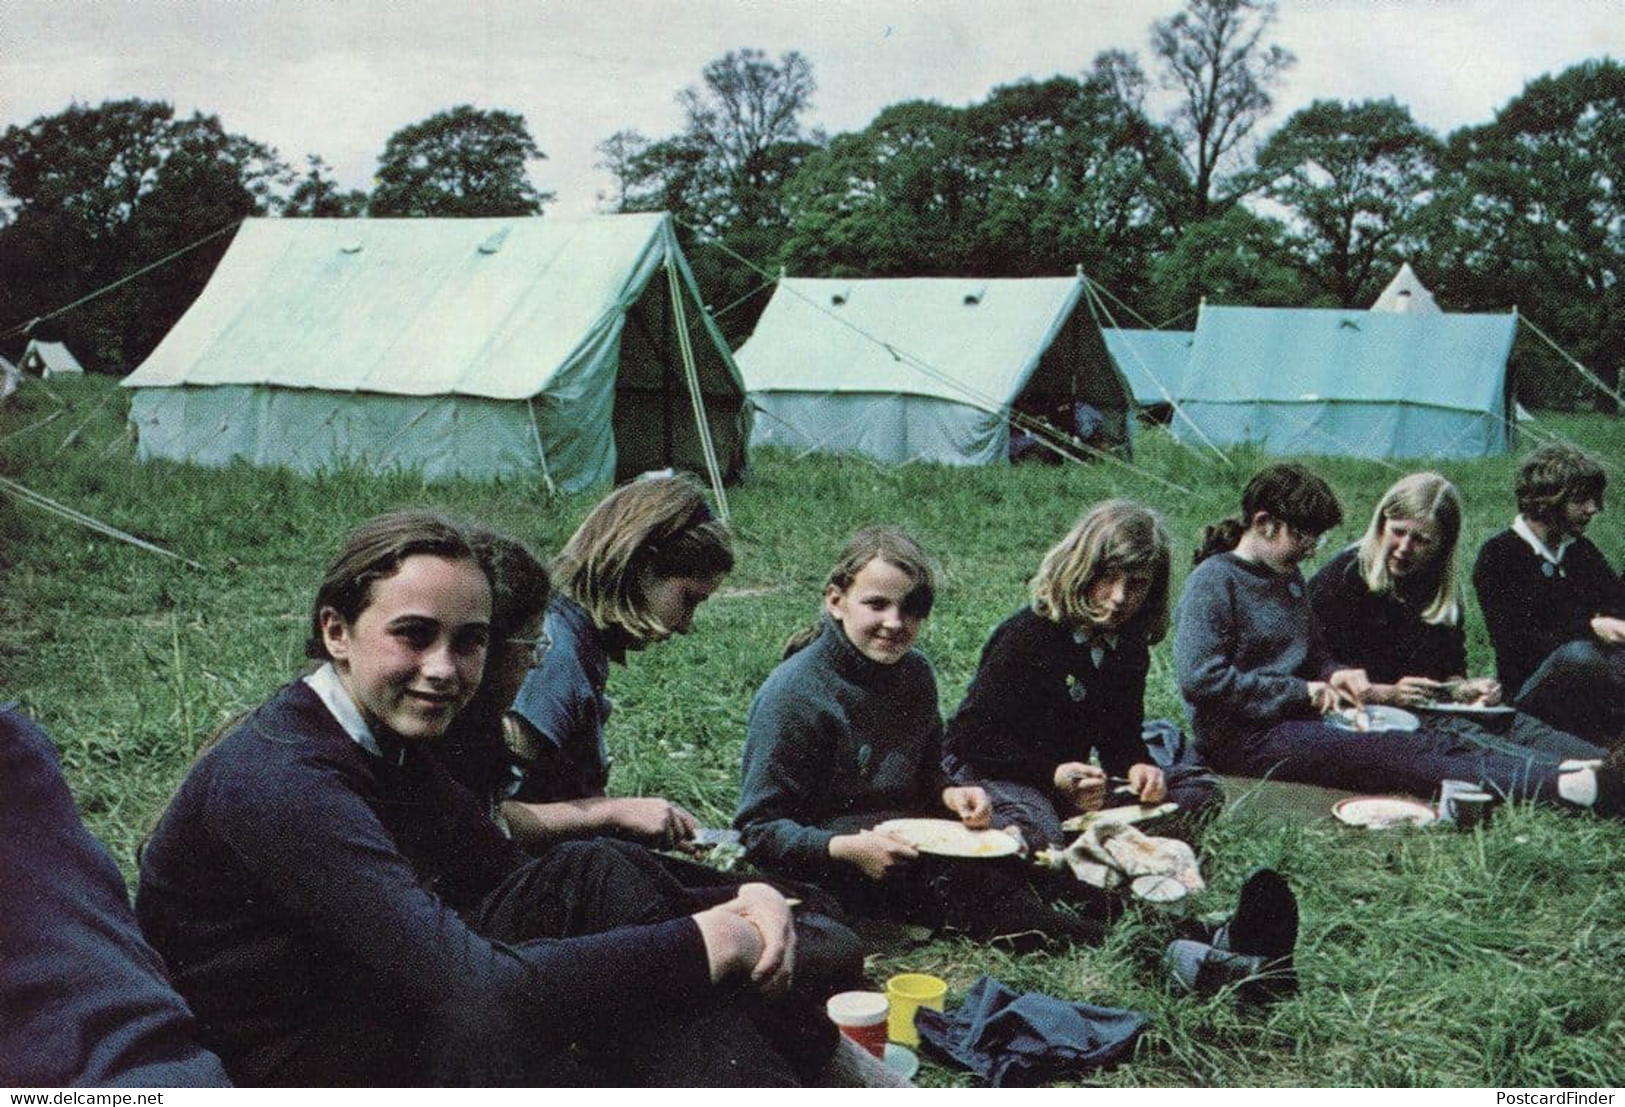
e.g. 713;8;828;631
5;0;1621;216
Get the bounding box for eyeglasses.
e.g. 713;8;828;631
505;627;553;668
1284;524;1326;555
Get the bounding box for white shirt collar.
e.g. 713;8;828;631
1512;514;1573;566
303;662;401;764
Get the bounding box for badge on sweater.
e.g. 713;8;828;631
1066;673;1087;703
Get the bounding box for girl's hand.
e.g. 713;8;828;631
1307;681;1339;714
1327;668;1371;708
1590;616;1625;645
829;829;918;882
1458;677;1502;706
603;797;700;850
1387;676;1445;708
719;883;796;997
942;785;992;828
1053;762;1106;813
1127;762;1167;804
694;907;763;986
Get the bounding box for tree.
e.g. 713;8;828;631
369;105;553;217
0;99;287;369
281;155;368;218
1145;206;1305;322
1152;0;1295;221
1420;59;1623;410
1256;99;1441;306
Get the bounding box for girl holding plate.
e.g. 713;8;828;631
1307;471;1604;763
735;526;1105;949
1173;464;1623;816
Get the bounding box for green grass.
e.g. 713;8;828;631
3;377;1623;1086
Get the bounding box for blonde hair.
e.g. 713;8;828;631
1030;500;1172;644
783;526;937;658
551;473;734;644
1355;471;1462;626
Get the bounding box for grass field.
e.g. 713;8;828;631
3;376;1623;1087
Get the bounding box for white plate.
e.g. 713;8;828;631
873;818;1022;859
884;1043;919;1081
1327;705;1421;732
1414;701;1515;717
1332;795;1437;829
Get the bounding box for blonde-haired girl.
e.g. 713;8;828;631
736;526;1102;949
945;500;1221;852
503;473;733;848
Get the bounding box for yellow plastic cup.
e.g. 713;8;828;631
885;973;947;1046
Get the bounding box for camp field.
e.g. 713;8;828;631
3;375;1623;1088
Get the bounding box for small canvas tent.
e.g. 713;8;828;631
0;356;18;403
1171;304;1517;460
1370;262;1441;314
122;214;748;492
21;340;84;378
1102;328;1193;409
735;276;1133;466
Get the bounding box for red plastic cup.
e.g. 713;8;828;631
826;990;889;1058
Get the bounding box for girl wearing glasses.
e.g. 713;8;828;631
1173;464;1624;816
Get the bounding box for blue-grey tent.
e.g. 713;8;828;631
1102;329;1193;408
1171;304;1517;460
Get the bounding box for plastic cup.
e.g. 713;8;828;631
886;973;947;1047
825;990;889;1058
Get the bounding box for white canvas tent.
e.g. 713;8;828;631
21;340;84;378
123;213;748;492
1370;262;1441;314
0;356;18;403
735;276;1133;466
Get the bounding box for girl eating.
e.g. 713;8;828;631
945;500;1222;853
1307;471;1603;762
1173;464;1622;815
735;526;1102;949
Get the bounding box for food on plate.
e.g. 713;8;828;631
872;818;1021;858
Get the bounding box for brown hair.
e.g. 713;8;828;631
1515;445;1605;525
1355;472;1462;625
1030;500;1172;644
467;527;552;641
551;473;734;644
305;509;483;660
1195;463;1344;565
783;526;938;658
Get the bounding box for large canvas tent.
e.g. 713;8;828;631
123;213;748;492
1370;262;1441;314
735;276;1133;466
1171;304;1517;460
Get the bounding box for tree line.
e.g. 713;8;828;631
1;0;1617;410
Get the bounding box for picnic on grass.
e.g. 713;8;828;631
5;443;1622;1088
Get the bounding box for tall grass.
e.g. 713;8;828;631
2;377;1622;1086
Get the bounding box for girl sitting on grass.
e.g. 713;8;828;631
135;509;874;1087
945;500;1222;853
1307;471;1603;763
480;473;733;852
1173;463;1623;816
735;526;1103;949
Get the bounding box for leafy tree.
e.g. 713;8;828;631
1256;99;1441;306
1145;205;1305;323
281;155;368;218
1420;59;1623;410
369;105;553;217
0;99;287;369
1152;0;1295;220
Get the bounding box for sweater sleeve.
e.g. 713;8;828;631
944;618;1061;787
1175;565;1311;724
1472;535;1553;691
208;752;709;1040
1307;557;1359;669
734;680;839;881
1091;645;1152;778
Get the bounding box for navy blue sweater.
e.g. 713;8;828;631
135;681;708;1084
1472;528;1624;694
1;706;227;1087
1308;546;1468;684
945;607;1152;786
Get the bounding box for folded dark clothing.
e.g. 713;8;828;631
915;975;1147;1087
